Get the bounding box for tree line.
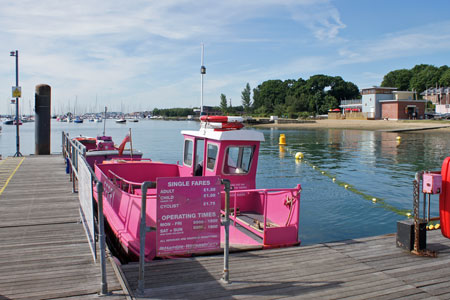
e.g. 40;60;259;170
381;64;449;94
220;75;359;118
152;64;448;118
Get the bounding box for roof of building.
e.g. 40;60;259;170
181;128;265;142
361;86;398;91
420;87;450;95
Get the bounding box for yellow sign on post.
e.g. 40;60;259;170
12;86;21;98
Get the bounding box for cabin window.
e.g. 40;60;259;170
184;139;193;166
206;143;218;171
194;139;205;176
223;145;254;175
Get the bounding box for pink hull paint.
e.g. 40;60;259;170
94;117;302;261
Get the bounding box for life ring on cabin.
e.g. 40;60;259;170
200;116;243;123
440;157;450;239
200;116;244;131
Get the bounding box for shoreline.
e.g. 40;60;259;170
252;119;450;132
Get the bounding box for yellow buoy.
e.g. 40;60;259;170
332;178;336;182
396;136;401;141
435;223;441;229
279;134;286;145
295;152;304;160
426;225;429;230
312;166;316;169
406;212;411;217
429;224;434;230
344;184;349;189
321;171;325;174
372;198;377;203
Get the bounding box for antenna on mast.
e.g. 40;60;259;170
200;43;206;116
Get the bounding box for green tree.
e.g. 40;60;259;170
241;83;252;114
440;69;450;86
381;69;412;90
220;93;228;114
273;104;285;117
252;80;287;112
410;65;441;94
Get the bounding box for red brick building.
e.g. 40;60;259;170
380;91;426;120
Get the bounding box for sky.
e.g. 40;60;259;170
1;0;450;115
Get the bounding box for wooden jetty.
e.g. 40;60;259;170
0;156;129;300
122;230;450;299
379;124;450;132
2;155;450;299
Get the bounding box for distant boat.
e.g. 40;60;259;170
3;119;22;125
74;117;83;123
129;118;139;122
94;118;102;123
116;118;126;124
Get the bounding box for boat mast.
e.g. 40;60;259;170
200;43;206;115
103;106;107;136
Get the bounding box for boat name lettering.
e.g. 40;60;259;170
161;213;197;221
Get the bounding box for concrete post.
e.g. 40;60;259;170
35;84;51;154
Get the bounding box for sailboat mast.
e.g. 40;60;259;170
200;43;206;115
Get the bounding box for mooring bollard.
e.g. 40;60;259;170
35;84;51;155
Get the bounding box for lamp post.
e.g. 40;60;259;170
10;50;22;157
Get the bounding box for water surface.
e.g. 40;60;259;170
1;120;448;245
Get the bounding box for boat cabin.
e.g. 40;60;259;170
180;117;264;190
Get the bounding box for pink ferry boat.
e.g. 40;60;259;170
94;116;301;261
75;135;143;168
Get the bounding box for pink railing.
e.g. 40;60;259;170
108;170;157;196
222;185;301;245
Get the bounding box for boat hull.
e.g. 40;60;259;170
94;161;301;262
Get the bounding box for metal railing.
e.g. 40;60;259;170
340;99;362;106
62;131;108;295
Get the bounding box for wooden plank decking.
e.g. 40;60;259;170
121;230;450;299
0;155;129;300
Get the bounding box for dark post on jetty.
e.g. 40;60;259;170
35;84;51;155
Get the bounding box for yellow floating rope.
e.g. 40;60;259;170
283;145;411;217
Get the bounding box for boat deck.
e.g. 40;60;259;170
0;155;129;300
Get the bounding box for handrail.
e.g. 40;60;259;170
62;131;108;295
137;182;157;295
229;186;301;195
108;170;144;187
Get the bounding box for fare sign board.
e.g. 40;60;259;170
156;176;221;256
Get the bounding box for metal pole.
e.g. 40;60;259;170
200;44;205;115
221;179;231;284
12;50;22;157
97;182;108;295
103;106;107;136
137;181;156;294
